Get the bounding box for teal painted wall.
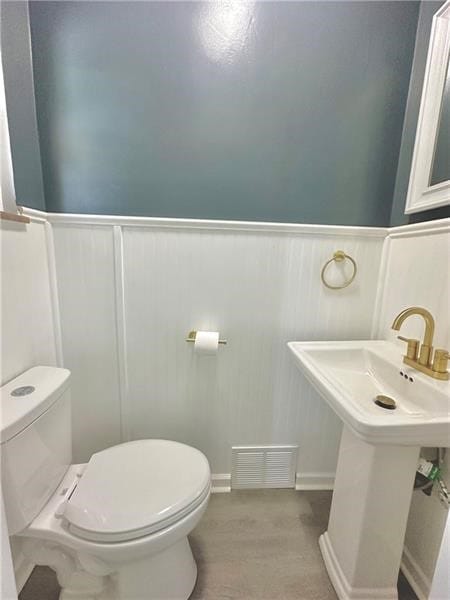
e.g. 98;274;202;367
28;1;419;225
390;0;450;225
1;1;45;210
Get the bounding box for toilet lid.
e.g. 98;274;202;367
63;440;210;543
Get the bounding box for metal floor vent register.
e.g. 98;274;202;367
231;445;298;489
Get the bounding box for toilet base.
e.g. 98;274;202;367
22;536;198;600
113;537;197;600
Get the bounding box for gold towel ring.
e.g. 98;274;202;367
321;250;357;290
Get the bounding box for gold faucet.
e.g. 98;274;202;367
391;307;449;380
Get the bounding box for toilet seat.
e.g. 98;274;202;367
62;439;211;543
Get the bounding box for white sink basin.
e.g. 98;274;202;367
288;340;450;447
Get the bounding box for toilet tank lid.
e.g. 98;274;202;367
0;366;71;443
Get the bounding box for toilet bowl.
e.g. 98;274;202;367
1;367;211;600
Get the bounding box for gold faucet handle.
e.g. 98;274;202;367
397;336;420;360
432;349;450;374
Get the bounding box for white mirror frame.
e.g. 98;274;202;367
405;1;450;214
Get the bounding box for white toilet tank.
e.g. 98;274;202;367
0;366;72;535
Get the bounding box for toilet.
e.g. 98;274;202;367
1;366;211;600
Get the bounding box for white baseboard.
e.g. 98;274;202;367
296;471;335;490
401;545;431;600
212;472;335;492
211;473;231;493
14;551;34;593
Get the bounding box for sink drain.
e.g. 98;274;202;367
374;395;396;410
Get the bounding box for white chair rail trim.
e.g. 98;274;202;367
23;208;388;238
23;208;450;239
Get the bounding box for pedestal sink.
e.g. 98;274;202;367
288;340;450;600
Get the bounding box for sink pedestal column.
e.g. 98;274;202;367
319;426;420;600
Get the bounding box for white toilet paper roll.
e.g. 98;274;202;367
194;331;219;355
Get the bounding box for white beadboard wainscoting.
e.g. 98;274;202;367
373;218;450;600
8;210;450;598
48;214;386;487
0;218;58;384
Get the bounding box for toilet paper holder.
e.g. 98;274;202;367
185;330;227;345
